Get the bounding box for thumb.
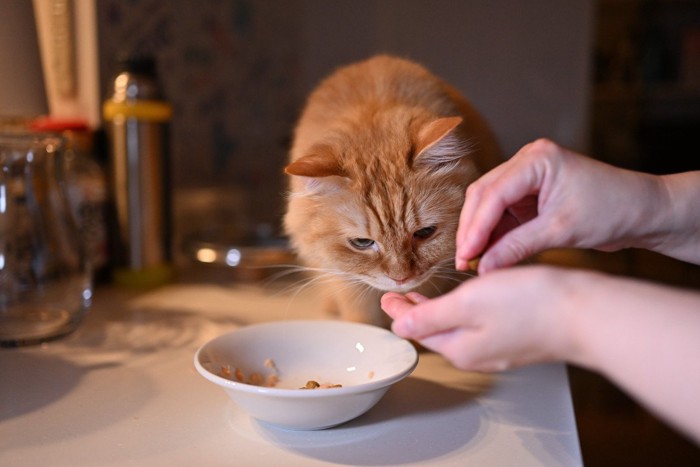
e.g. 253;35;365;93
480;218;558;272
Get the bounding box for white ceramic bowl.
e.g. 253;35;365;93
194;320;418;430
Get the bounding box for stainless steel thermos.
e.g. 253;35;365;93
103;55;173;286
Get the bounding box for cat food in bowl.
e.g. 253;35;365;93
194;320;418;430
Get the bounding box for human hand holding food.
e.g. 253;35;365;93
455;139;700;273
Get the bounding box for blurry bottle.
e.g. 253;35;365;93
103;54;173;287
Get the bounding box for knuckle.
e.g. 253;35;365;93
530;137;557;152
521;138;559;164
465;178;485;199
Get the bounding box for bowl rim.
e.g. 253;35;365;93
194;320;418;398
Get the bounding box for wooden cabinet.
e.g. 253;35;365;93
593;0;700;173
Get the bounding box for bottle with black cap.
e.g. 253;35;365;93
103;54;173;287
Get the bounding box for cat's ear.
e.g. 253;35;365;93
413;116;470;169
284;144;347;178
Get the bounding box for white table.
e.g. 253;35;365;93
0;281;582;466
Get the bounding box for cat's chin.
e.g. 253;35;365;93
370;277;428;294
386;284;420;294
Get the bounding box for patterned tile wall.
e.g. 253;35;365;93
96;0;302;249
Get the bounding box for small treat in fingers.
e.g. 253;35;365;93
466;256;481;273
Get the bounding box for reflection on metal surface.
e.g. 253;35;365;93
187;240;294;269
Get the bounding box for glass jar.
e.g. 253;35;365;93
0;132;92;346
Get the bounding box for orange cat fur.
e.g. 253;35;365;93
284;55;501;326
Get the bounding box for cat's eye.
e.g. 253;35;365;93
413;226;437;240
349;238;375;250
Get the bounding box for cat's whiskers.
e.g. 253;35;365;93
423;276;445;296
417;256;478;295
296;268;379;319
264;264;370;314
264;255;476;318
347;279;376;308
430;267;477;281
295;271;357;318
257;264;310;290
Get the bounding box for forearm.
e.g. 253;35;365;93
566;272;700;444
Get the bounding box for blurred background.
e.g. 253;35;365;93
1;0;699;464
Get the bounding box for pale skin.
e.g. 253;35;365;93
381;139;700;443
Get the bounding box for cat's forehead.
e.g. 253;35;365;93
340;106;416;152
349;176;449;234
341;132;415;182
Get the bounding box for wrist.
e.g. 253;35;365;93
630;172;700;263
556;269;607;369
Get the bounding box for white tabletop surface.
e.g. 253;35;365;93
0;280;582;466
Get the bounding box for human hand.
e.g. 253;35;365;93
381;265;578;372
455;139;665;273
383;263;700;443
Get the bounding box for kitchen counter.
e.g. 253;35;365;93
0;279;582;466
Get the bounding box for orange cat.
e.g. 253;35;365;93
284;55;501;326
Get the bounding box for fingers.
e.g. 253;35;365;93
457;150;545;270
382;288;472;340
457;139;575;272
405;291;430;304
381;291;507;373
474;210;522;272
380;292;423;321
480;215;566;273
455;161;512;270
380;293;421;338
